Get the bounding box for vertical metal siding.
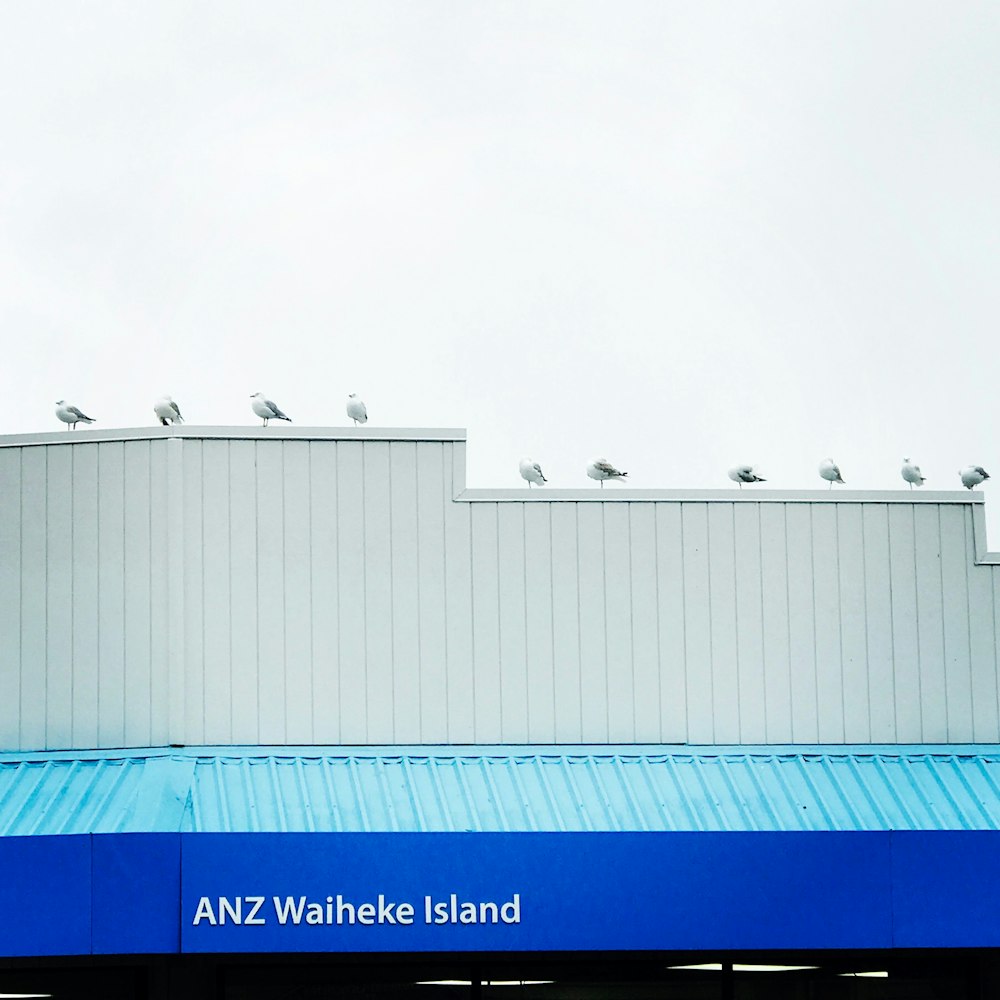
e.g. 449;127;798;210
5;432;1000;750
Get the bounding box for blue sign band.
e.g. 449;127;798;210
0;831;998;956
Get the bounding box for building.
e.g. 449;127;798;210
2;425;1000;998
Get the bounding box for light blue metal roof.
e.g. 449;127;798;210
3;746;1000;835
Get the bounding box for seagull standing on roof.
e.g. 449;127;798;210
519;458;547;487
55;400;95;429
818;458;845;488
251;393;291;426
587;458;628;488
154;396;184;426
346;394;367;425
728;465;766;489
960;466;990;490
901;459;925;489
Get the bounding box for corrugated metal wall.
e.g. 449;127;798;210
1;430;999;751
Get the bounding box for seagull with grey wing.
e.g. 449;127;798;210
154;395;184;426
960;465;990;490
587;457;628;488
818;458;845;488
901;458;925;489
251;393;291;426
55;400;95;429
346;393;367;425
519;458;547;487
728;464;766;489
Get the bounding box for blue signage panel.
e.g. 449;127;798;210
891;831;1000;948
180;831;892;953
92;833;181;954
3;830;1000;957
0;835;92;957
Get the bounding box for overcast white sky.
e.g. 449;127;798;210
2;3;999;531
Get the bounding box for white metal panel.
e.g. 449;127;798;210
200;439;233;744
18;447;47;750
256;440;287;744
524;503;555;742
759;504;791;742
914;504;947;742
681;503;713;743
862;504;895;742
308;440;339;741
968;511;999;741
283;441;312;729
707;504;740;742
654;503;686;742
96;442;126;748
389;441;420;743
470;504;502;742
577;503;608;742
838;504;869;743
443;442;475;743
70;445;99;747
227;440;260;744
497;503;528;743
45;445;74;748
363;441;394;741
811;504;845;742
550;504;583;742
784;503;818;743
148;440;170;745
182;440;206;745
0;448;21;748
604;503;635;742
416;443;449;742
628;504;660;742
336;442;367;743
940;504;974;738
6;428;1000;751
733;503;766;743
887;505;922;741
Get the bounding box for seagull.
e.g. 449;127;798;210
154;395;184;426
55;400;95;429
818;458;845;488
960;466;990;490
587;457;628;488
346;394;367;425
519;458;547;487
728;465;766;489
900;458;925;489
250;393;291;426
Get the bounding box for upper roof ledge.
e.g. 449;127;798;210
0;425;467;446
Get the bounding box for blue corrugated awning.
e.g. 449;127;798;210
3;745;1000;835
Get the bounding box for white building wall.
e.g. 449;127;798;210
1;427;999;751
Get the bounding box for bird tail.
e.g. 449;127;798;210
619;471;629;478
83;416;96;424
278;414;292;422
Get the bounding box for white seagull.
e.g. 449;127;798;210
250;393;291;426
346;394;367;425
728;465;766;489
900;459;925;489
587;457;628;488
519;458;547;487
154;395;184;426
818;458;845;488
960;466;990;490
55;400;95;429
